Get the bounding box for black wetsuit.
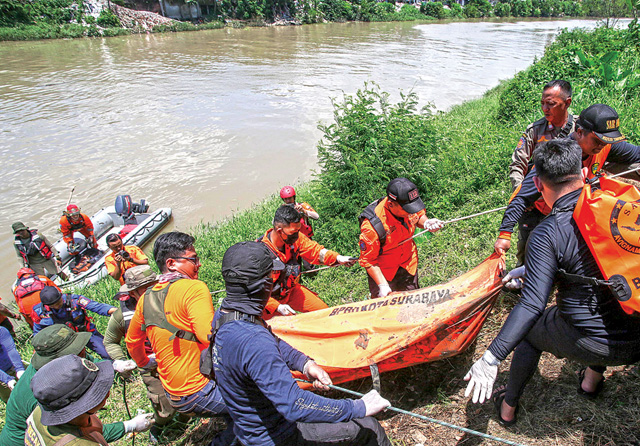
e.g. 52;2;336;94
489;189;640;406
498;138;640;237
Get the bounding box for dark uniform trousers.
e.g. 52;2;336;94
282;417;391;446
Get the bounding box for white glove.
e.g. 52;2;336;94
336;255;357;266
502;266;526;290
277;304;296;316
7;379;17;390
378;284;392;298
16;370;24;380
142;357;158;370
123;413;155;433
464;350;500;404
424;218;445;232
113;359;137;373
360;389;391;416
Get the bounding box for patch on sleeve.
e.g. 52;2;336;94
516;137;525;150
78;296;90;307
359;240;367;251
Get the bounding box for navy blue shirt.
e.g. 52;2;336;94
490;189;640;360
0;326;24;384
213;314;366;446
499;138;640;234
32;294;114;334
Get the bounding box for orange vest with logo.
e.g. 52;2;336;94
573;175;640;316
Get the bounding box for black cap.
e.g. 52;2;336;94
386;178;425;214
577;104;625;144
222;241;282;285
40;286;62;306
31;355;114;426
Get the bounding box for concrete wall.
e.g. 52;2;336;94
160;0;202;19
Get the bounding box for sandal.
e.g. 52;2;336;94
576;367;605;399
492;386;519;427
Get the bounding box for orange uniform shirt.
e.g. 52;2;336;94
125;278;213;396
104;245;148;284
59;214;94;244
260;229;338;315
358;197;426;281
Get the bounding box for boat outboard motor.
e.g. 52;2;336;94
115;195;149;222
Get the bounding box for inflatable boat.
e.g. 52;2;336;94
53;195;172;288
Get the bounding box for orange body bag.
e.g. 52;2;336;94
574;176;640;316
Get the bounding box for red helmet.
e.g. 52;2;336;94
17;267;36;278
66;204;80;215
280;186;296;199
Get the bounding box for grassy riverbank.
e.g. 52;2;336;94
3;23;640;445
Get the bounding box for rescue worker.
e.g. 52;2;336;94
0;325;132;446
507;80;576;265
0;325;25;403
495;104;640;261
359;178;444;298
104;265;185;443
279;186;319;239
125;232;232;446
259;205;356;319
30;286;116;359
59;204;97;254
465;139;640;426
26;355;153;446
0;300;20;337
212;241;392;446
509;80;575;190
12;268;58;328
12;222;61;279
104;234;149;285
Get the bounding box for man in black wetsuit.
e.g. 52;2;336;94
494;103;640;264
465;138;640;426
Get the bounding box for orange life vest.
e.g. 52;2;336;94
573;175;640;316
13;274;46;299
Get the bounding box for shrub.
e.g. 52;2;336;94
494;2;511;16
96;8;120;27
421;1;446;19
463;4;480;17
319;0;355;21
446;2;463;17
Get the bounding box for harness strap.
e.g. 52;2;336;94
557;114;574;139
557;269;611;287
359;199;386;255
141;280;198;342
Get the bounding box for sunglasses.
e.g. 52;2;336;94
173;256;201;266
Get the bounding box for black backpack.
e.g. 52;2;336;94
358;198;387;255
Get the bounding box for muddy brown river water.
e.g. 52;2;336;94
0;19;617;296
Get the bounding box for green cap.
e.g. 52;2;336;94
12;222;28;234
31;325;92;370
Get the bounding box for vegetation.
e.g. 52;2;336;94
2;24;640;446
0;0;635;41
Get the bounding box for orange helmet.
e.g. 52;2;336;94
17;267;36;278
280;186;296;199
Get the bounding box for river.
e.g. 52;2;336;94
0;18;616;296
